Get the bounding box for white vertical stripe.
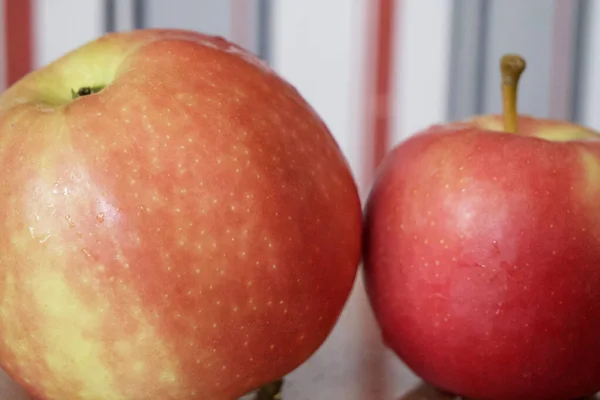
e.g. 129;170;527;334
391;0;453;146
0;0;6;91
548;0;579;120
33;0;105;68
114;0;135;32
143;0;262;56
385;1;455;394
579;1;600;130
229;0;261;55
269;1;398;399
145;0;230;37
270;0;366;184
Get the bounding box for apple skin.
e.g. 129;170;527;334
0;30;362;399
363;114;600;400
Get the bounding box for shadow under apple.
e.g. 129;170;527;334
399;383;600;400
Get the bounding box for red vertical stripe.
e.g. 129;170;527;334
358;1;399;398
363;0;397;192
4;0;33;87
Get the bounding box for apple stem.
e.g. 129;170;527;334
254;378;284;400
500;54;526;133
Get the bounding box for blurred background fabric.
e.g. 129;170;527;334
0;0;597;398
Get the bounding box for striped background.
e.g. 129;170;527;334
2;1;600;398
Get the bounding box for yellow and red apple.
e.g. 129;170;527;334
0;29;362;399
364;55;600;399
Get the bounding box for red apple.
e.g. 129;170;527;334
363;55;600;399
0;29;362;399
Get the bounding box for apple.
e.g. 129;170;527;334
363;54;600;399
0;29;362;399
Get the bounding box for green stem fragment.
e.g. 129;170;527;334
71;85;105;99
253;378;284;400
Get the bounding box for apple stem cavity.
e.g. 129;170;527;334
71;85;105;99
254;378;284;400
500;54;526;133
